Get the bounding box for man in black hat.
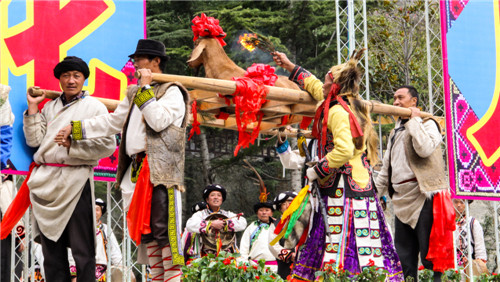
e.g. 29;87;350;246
185;184;247;255
239;201;277;272
56;39;190;281
23;56;116;282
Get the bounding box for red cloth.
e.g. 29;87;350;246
231;64;277;156
1;162;37;239
426;190;456;272
188;100;201;141
299;116;313;130
126;156;153;245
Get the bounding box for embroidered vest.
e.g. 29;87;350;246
116;82;190;192
404;117;448;194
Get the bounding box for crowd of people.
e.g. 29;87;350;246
0;36;489;282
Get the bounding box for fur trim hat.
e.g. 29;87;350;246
203;184;227;202
128;39;169;60
53;56;90;79
273;191;298;210
328;49;365;99
95;198;107;214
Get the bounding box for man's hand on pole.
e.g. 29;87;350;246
26;86;45;115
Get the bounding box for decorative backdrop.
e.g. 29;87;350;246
441;0;500;200
0;0;145;180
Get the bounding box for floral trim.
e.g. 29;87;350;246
289;65;312;89
133;88;155;110
278;249;292;262
16;225;25;239
226;220;235;232
168;187;185;265
199;220;208;234
71;120;84;140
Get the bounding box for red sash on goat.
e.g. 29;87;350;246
127;156;153;245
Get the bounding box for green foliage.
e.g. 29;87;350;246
477;272;500;281
417;268;434;282
442;269;462;281
146;0;337;77
181;251;282;282
315;259;388;281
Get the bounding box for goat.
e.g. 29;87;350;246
187;37;300;90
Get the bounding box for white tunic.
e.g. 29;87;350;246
96;222;122;265
239;221;277;272
186;209;247;234
374;117;442;228
78;86;185;210
23;93;116;241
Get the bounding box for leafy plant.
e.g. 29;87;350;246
315;259;387;282
417;267;433;282
442;269;461;281
181;251;282;282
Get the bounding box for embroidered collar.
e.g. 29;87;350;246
60;91;84;106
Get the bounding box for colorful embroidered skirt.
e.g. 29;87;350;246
291;176;403;281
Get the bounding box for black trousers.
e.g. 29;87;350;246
0;234;12;282
40;180;95;282
277;260;292;280
141;185;170;248
395;197;441;282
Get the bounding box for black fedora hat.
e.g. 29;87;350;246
128;39;169;60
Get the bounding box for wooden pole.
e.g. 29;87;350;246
30;74;435;119
147;73;318;104
29;88;120;111
146;73;433;119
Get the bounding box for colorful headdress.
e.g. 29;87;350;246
191;13;227;47
312;49;365;154
243;159;274;213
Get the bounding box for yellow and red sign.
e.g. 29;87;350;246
1;0;145;179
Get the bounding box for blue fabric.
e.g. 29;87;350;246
1;125;13;170
276;140;289;154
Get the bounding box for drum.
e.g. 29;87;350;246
200;213;236;253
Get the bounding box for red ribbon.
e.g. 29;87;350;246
188;100;201;141
231;64;277;156
191;13;227;47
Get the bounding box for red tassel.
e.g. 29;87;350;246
299;116;313;130
188;100;201;141
280;115;290;126
215;111;230;120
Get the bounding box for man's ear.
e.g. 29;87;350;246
153;57;161;66
411;96;418;107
